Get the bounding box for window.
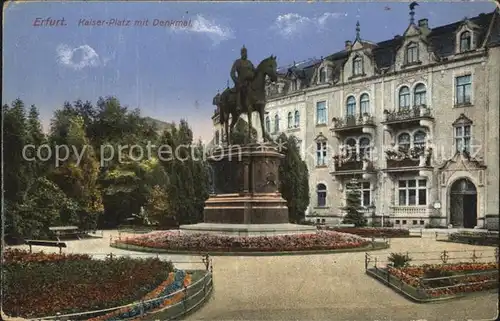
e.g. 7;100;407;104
460;31;471;52
296;139;302;154
398;179;427;206
321;219;326;223
294;110;300;128
353;56;363;76
456;75;472;105
402;220;407;225
454;124;471;153
319;68;326;83
413;131;426;149
316;141;327;166
360;94;369;115
316;101;327;124
420;220;424;225
412;220;417;225
397;133;411;152
344;138;357;159
346;181;371;207
215;130;220;145
287;112;293;129
265;116;270;133
274;114;280;133
359;137;371;160
317;183;327;207
346;96;356;117
395;220;401;224
414;84;427;106
399;86;410;109
406;42;419;64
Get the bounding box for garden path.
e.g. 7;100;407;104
8;230;498;321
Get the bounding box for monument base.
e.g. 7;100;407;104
179;222;317;237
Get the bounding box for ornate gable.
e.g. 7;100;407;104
343;21;376;80
455;18;480;52
314;132;328;142
439;151;486;171
452;113;473;126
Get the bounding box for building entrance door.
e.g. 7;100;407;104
449;178;477;228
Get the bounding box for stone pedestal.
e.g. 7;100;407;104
180;143;316;236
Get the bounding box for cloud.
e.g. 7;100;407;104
175;14;234;45
56;44;105;70
272;12;346;38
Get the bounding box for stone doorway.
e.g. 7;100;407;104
449;178;477;228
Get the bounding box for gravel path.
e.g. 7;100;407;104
8;230;499;321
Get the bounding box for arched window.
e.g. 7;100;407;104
345;138;357;159
346;96;356;117
359;137;371;160
265;116;270;133
319;68;326;83
413;131;426;149
414;84;427;106
399;86;410;110
274;114;279;133
360;93;370;115
406;42;419;64
287;112;293;129
397;133;411;152
460;31;471;52
215;130;220;145
294;110;300;128
316;183;327;207
353;56;363;76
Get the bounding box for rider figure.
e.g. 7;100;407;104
230;45;255;112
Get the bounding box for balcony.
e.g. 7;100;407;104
330;153;376;177
388;206;433;218
381;106;434;131
330;113;376;137
384;146;432;172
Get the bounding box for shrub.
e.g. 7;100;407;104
388;252;412;268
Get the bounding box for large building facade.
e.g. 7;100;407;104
213;9;500;230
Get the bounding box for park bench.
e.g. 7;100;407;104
25;240;67;254
49;226;81;241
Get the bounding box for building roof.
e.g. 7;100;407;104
273;9;499;87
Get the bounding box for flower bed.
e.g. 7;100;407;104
325;227;410;238
3;249;175;318
87;270;192;321
113;230;372;252
448;231;499;246
385;262;498;298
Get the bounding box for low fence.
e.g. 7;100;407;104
31;254;213;321
365;248;499;302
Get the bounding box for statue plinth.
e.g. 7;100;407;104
204;143;289;224
179;143;316;236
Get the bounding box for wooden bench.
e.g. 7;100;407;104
49;226;81;241
25;240;67;254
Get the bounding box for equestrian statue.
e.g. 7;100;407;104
213;46;278;144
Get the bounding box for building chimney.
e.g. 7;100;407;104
345;40;352;51
418;19;428;29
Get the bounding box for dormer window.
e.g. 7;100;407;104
319;68;326;83
406;42;419;64
460;31;471;52
353;56;363;76
290;79;298;91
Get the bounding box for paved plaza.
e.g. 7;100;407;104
9;230;499;321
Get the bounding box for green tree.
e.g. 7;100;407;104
277;134;310;223
229;118;257;145
145;185;173;227
342;183;367;227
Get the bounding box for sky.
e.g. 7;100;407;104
3;1;498;142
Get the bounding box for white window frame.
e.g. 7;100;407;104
287;112;293;129
360;93;370;115
346;181;371;207
455;74;472;105
413;83;427;107
316;100;328;125
454;123;472;153
346;96;356;117
265;116;270;133
294;110;300;128
316;141;327;166
397;178;427;206
353;56;363;76
459;31;472;52
274;114;280;133
406;42;419;64
398;86;411;110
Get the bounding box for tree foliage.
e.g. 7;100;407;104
276;134;310;223
3;97;210;243
342;185;367;227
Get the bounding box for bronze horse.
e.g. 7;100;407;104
213;55;278;144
